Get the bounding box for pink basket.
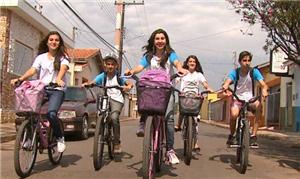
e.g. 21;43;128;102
15;80;45;113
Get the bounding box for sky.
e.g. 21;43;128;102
26;0;270;89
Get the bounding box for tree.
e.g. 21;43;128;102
227;0;300;65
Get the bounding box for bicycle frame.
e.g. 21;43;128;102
86;84;121;170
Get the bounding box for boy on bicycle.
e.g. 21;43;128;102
83;54;133;154
222;51;268;148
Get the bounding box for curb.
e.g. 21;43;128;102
200;119;292;141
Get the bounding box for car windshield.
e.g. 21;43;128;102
65;87;87;101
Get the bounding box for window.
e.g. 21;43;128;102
8;40;34;75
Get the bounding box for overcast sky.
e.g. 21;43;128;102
27;0;269;89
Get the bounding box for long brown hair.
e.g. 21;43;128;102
37;31;68;71
183;55;204;74
142;28;174;68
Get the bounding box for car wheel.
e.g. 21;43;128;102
80;115;89;140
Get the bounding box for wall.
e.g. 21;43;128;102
1;10;42;123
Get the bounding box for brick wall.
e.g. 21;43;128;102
0;10;42;123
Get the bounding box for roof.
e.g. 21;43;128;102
66;49;101;60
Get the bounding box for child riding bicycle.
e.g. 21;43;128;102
222;51;268;148
125;28;188;164
82;54;133;154
174;55;213;151
11;31;69;153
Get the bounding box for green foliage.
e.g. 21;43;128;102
228;0;300;65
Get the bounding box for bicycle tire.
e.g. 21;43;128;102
14;119;38;178
142;116;155;179
154;117;164;172
48;119;64;164
107;123;114;160
93;115;105;170
184;116;193;165
239;119;249;174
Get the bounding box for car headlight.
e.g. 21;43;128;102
59;110;76;118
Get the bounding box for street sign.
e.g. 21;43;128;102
270;47;290;77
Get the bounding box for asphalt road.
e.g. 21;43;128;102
1;120;299;179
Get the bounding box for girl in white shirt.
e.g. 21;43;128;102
175;55;213;151
11;31;69;153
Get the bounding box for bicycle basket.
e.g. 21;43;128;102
15;80;45;113
137;80;172;115
179;92;203;116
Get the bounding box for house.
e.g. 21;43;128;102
278;62;300;132
66;49;103;86
0;0;74;123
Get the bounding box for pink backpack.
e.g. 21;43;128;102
15;80;46;113
137;69;172;115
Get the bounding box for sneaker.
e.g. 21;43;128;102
226;135;238;147
174;125;181;132
114;144;122;154
250;136;259;148
57;137;66;153
166;149;180;164
23;139;31;149
136;122;145;137
193;143;201;152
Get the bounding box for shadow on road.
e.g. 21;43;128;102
32;154;82;175
251;137;300;171
209;154;253;173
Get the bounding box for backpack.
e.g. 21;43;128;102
102;72;124;96
102;72;123;86
15;80;46;113
234;67;258;96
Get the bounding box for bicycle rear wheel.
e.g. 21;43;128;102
183;116;193;165
14;119;38;178
142;116;155;179
238;119;249;174
48;119;64;164
93;115;105;170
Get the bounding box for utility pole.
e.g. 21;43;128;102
114;0;144;72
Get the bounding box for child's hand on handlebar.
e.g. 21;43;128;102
55;79;65;87
124;69;134;76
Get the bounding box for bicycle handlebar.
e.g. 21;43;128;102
44;82;60;90
84;84;123;90
226;88;261;104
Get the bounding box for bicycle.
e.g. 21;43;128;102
126;73;172;179
13;82;64;178
174;87;210;165
226;88;261;174
84;84;123;171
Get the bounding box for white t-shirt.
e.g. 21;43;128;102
32;53;69;89
179;71;207;94
105;76;124;104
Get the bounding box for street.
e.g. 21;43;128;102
1;120;299;179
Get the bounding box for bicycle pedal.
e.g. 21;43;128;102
227;144;240;148
250;145;259;149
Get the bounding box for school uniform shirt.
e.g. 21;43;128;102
94;72;126;104
139;51;178;76
228;67;263;101
32;52;69;90
179;71;207;94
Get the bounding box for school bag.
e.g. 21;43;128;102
15;80;46;113
234;67;259;96
137;69;172;115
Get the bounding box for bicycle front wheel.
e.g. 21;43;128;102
239;119;250;174
48;119;64;164
14;119;38;178
142;116;155;179
93;115;105;170
107;123;114;160
183;116;193;165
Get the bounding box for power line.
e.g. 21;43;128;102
61;0;118;52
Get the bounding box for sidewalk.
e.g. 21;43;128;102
200;119;300;145
1;118;300;144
